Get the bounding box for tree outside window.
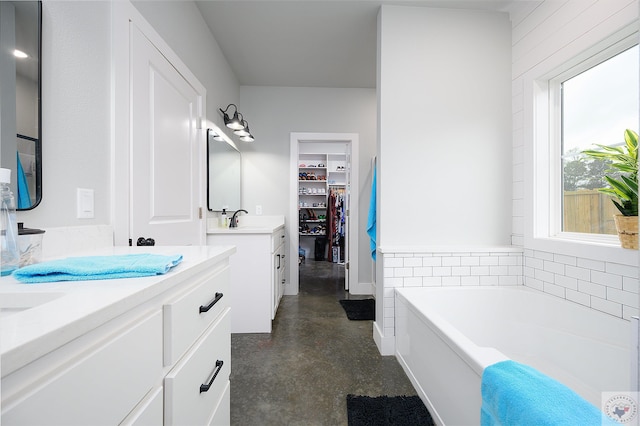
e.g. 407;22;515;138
561;45;638;234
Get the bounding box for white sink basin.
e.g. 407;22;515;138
0;292;65;318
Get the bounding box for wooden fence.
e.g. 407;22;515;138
563;190;618;235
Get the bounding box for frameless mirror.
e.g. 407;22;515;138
207;128;241;212
0;1;42;210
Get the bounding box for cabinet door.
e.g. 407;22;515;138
2;311;162;425
272;249;281;319
278;247;286;302
272;244;285;319
121;387;163;426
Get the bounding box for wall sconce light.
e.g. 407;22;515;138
219;104;256;142
208;128;224;142
219;104;244;131
207;125;237;148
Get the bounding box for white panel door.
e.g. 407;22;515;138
131;24;203;245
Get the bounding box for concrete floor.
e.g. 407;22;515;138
230;260;418;425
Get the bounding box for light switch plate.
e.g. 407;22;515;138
77;188;94;219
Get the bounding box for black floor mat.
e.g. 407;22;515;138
346;395;435;426
339;298;375;320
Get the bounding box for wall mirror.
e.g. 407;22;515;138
207;127;241;212
0;1;42;210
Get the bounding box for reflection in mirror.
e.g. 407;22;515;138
0;1;41;209
207;127;241;212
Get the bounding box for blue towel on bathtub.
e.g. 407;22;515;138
481;360;617;426
12;254;183;283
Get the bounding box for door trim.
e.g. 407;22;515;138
288;132;359;295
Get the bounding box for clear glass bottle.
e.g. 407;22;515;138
1;168;19;276
220;209;227;228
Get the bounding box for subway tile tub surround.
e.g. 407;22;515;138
523;249;639;320
375;245;638;354
375;246;523;354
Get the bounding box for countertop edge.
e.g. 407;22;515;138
1;245;236;376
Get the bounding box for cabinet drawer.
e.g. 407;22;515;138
208;380;230;426
164;309;230;426
163;265;229;365
2;311;162;425
272;227;285;252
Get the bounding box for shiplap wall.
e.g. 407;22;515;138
512;0;639;320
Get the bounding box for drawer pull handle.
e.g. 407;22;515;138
199;292;223;314
200;360;224;393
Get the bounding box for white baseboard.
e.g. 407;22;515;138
373;320;395;355
349;281;374;295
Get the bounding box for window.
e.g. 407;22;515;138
558;44;638;235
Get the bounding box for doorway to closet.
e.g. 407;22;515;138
288;133;359;296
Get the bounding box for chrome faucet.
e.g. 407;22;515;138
229;209;248;228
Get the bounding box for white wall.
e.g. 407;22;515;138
374;5;512;354
19;1;111;228
131;1;239;135
512;0;638;319
378;6;512;248
1;2;17;177
16;1;239;235
239;86;377;285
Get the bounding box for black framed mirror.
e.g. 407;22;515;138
0;1;42;210
207;127;241;212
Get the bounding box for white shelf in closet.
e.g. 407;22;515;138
299;154;328;239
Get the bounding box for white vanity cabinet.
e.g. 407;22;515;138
207;218;285;333
272;228;286;319
1;246;235;426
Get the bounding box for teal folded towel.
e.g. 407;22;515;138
12;254;183;283
481;360;617;426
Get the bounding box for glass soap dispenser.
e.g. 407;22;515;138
1;168;19;276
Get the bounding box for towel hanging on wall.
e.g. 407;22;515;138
16;152;31;209
366;163;376;260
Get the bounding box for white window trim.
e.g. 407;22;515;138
526;26;638;265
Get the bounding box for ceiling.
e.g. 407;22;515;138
195;0;514;89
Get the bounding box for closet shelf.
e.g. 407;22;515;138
299;152;346;263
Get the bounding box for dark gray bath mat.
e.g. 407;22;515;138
339;298;375;320
346;394;435;426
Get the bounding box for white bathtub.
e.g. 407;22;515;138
395;286;631;426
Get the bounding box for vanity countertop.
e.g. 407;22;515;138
0;245;235;376
207;215;285;235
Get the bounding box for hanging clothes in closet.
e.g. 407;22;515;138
327;187;345;263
